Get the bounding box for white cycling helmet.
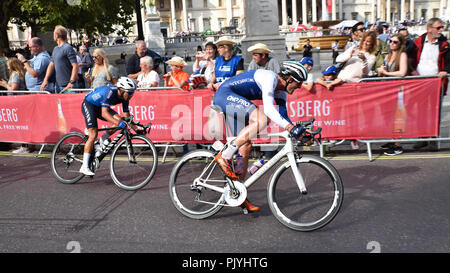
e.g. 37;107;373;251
117;77;137;93
280;61;308;83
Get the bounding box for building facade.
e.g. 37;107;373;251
277;0;450;26
7;0;450;46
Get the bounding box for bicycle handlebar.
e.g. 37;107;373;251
98;115;151;135
294;118;322;145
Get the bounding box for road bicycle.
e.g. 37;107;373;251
51;115;158;190
169;118;343;231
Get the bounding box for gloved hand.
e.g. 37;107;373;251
118;121;127;129
290;125;306;140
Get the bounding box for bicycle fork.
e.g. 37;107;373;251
287;152;308;195
125;134;137;164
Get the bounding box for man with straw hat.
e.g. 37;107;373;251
247;43;281;73
208;36;244;91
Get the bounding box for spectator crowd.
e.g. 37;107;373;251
0;18;449;155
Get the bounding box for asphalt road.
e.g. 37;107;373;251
0;147;449;255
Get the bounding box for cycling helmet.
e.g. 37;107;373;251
280;61;308;83
117;76;137;93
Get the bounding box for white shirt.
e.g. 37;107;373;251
137;70;160;89
336;45;376;82
193;59;215;83
417;36;439;76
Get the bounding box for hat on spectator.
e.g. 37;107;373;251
215;36;236;46
322;65;338;75
247;43;273;54
166;56;187;66
300;57;314;67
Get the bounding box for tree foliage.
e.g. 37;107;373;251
1;0;138;48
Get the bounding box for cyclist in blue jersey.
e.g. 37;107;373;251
79;76;137;176
213;61;308;212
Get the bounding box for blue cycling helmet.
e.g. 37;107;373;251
280;61;308;83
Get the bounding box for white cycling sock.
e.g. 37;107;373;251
222;141;238;159
82;153;91;167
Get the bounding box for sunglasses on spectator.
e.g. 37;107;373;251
389;40;400;44
357;27;365;31
93;55;100;59
432;26;444;30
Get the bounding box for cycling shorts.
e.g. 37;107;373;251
81;99;118;129
213;87;257;136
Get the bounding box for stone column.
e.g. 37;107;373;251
321;0;328;21
440;0;446;18
227;0;233;26
182;0;188;31
282;0;288;27
170;0;176;33
143;0;165;56
410;0;415;21
312;0;317;22
371;0;375;23
400;0;405;22
447;0;450;23
241;0;287;67
302;0;307;24
377;0;382;21
386;0;391;23
331;0;336;20
338;0;343;20
292;0;298;25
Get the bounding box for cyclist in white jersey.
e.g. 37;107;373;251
213;61;308;211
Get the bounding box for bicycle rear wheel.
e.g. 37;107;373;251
267;155;343;231
110;135;158;190
51;132;86;184
169;150;225;219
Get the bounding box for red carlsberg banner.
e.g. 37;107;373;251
0;78;442;144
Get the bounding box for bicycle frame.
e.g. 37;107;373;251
195;130;308;198
243;130;307;194
96;126;135;163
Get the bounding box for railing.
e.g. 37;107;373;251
0;90;51;95
164;34;245;44
59;86;185;93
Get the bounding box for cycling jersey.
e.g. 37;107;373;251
85;85;130;112
213;69;292;136
82;85;129;128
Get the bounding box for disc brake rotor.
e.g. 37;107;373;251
223;181;247;207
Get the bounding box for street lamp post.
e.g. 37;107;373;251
135;0;145;40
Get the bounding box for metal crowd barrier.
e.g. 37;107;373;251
60;86;185;93
0;86;188;162
0;90;51;95
316;75;450;161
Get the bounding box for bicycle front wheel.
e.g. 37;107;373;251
110;135;158;190
169;150;225;219
267;155;343;231
51;132;86;184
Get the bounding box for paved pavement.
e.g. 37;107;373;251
0;150;449;255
